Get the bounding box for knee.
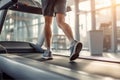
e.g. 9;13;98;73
45;21;52;27
45;17;52;27
45;23;51;27
57;21;65;29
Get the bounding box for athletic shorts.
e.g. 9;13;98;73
41;0;67;16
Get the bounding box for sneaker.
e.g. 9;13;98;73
41;50;53;60
70;40;82;61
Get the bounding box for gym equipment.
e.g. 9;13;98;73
0;0;43;53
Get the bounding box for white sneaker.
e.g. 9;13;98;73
70;40;82;61
41;50;53;60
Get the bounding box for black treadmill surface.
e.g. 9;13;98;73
12;53;120;79
15;53;84;71
0;53;120;80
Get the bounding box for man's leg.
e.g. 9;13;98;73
41;16;53;59
56;13;82;61
44;16;53;50
41;0;55;59
56;14;74;42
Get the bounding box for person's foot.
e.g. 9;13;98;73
41;50;53;60
70;40;82;61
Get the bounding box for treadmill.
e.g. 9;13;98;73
0;0;120;80
0;0;44;53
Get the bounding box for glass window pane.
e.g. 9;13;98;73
96;9;112;29
116;0;120;4
79;0;91;11
0;10;43;44
116;6;120;51
95;0;111;9
96;9;112;51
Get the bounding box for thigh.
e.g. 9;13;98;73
54;0;67;15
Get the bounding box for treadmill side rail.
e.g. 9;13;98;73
0;0;18;10
0;10;8;34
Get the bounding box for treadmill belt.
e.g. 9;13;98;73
14;53;120;79
15;53;84;71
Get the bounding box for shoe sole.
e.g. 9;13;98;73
70;42;82;61
40;57;53;61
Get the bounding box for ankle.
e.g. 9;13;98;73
46;47;51;51
70;40;77;45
